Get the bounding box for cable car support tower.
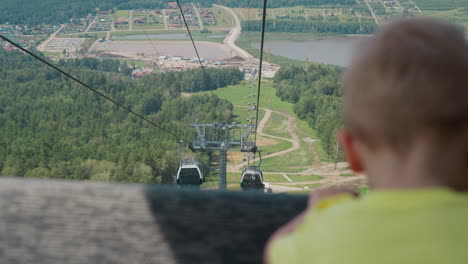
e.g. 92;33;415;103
190;122;256;190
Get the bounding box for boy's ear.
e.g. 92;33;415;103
338;131;364;173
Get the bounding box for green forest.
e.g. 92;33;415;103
243;17;376;34
274;64;344;159
0;0;357;26
0;49;241;183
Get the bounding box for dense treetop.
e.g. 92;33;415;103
274;64;344;159
0;49;240;182
0;0;357;26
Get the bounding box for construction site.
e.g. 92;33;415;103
35;3;280;78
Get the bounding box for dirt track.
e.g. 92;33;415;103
226;106;366;193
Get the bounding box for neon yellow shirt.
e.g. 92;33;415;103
269;188;468;264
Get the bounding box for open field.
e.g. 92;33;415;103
208;6;235;27
413;0;468;11
235;6;355;21
195;79;360;192
232;106;263;123
203;80;294;115
263;111;291;139
261;144;314;168
261;166;306;173
295;120;329;162
202;80;329;175
261;139;293;156
116;10;130;17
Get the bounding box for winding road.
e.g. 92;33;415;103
213;4;254;60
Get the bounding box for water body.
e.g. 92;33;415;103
252;37;366;67
113;33;225;40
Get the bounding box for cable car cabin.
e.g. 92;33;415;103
240;166;265;192
177;160;203;186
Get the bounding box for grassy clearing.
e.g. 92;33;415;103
202;80;294;115
413;0;467;11
261;143;314;169
234;8;259;21
276;182;323;188
209;7;235;27
262;166;306;173
116;10;130;17
339;173;355;177
42;51;62;57
232;106;264;123
264;173;323;183
260;139;293;156
117;59;146;68
132;24;165;30
305;183;324;188
296;120;330;162
263;112;291;139
203;172;240;188
289;174;323;182
263;174;289;182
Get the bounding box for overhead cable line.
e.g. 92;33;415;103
0;34;188;142
253;0;268;144
175;0;210;85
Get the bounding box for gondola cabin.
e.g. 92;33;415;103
177;160;203;186
240;166;264;191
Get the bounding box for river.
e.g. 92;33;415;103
252;37;366;67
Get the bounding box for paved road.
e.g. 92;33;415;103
36;25;64;52
162;9;168;29
85;17;97;33
363;0;380;25
129;11;134;31
192;4;204;30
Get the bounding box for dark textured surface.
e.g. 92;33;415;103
0;178;307;263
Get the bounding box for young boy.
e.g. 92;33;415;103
265;18;468;264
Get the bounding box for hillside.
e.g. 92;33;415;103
0;49;241;183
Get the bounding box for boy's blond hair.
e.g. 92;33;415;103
343;18;468;151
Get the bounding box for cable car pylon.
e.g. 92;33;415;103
189;122;257;190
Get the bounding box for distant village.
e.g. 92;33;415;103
0;2;281;78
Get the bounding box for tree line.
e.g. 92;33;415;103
0;49;238;183
0;0;357;26
242;17;376;34
274;64;344;160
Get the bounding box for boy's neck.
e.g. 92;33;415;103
362;137;468;191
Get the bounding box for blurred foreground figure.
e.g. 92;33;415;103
265;18;468;264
